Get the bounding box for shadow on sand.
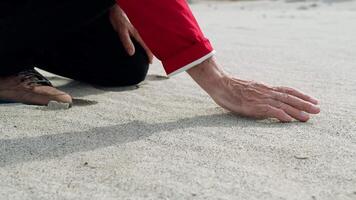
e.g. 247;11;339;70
0;113;311;167
50;74;167;107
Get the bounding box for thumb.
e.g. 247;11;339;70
132;30;154;64
120;30;135;56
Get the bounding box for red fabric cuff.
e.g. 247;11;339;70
117;0;214;75
162;39;214;75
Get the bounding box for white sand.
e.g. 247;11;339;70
1;0;356;199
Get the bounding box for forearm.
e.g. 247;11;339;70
187;57;226;95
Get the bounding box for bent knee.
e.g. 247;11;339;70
93;57;149;87
81;40;150;87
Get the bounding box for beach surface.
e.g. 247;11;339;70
1;0;356;199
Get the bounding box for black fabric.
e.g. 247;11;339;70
0;0;149;86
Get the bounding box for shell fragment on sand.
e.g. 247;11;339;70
47;101;71;110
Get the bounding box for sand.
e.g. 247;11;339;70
1;0;356;199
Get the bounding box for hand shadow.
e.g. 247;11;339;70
52;74;167;98
49;74;166;107
0;113;309;167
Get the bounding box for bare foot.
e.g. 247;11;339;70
0;69;72;105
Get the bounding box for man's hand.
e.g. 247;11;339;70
188;57;320;122
109;4;153;63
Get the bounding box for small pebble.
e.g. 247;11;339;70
294;155;309;160
47;101;71;110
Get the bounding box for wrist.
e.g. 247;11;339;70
187;57;228;94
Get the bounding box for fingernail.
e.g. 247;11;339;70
311;98;319;105
129;49;134;56
315;106;321;113
300;112;309;120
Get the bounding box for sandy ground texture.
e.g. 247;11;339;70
1;0;356;199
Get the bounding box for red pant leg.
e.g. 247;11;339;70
117;0;215;76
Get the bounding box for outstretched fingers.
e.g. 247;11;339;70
268;99;310;122
272;91;320;114
274;87;319;105
264;105;293;122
